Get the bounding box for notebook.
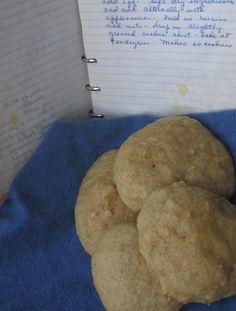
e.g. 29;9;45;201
0;0;236;192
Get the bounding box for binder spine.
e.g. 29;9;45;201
82;55;104;118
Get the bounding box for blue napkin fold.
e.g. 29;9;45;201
1;111;236;311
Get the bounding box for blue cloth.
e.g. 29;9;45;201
1;111;236;311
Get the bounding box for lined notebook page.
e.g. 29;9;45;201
0;0;91;193
78;0;236;116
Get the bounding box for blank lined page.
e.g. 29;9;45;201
0;0;92;193
78;0;236;116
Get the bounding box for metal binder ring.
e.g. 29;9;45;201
81;55;97;63
89;110;104;118
85;84;101;91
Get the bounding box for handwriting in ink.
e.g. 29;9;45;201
101;0;234;49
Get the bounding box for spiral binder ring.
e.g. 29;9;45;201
82;55;103;118
89;110;104;118
81;55;97;63
83;55;100;91
85;84;101;92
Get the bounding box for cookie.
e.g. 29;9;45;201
114;116;235;212
74;150;136;255
92;224;181;311
137;182;236;303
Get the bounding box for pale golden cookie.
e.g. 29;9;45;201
92;224;181;311
137;182;236;303
114;116;235;212
74;150;136;255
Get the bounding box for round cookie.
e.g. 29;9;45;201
75;150;136;255
114;116;235;212
92;224;181;311
137;182;236;304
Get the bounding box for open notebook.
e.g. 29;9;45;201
0;0;236;192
